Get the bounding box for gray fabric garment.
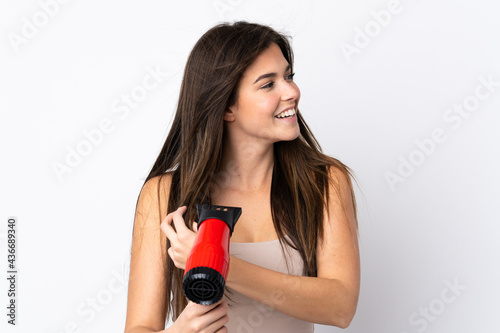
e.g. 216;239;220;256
225;239;314;333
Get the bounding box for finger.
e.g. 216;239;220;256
162;206;186;226
207;316;229;333
160;211;175;233
198;301;229;331
171;206;189;233
215;327;228;333
167;247;175;261
205;300;227;316
209;300;228;314
188;299;223;316
160;218;178;241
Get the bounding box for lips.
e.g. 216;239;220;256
275;107;296;118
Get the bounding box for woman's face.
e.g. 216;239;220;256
224;43;301;144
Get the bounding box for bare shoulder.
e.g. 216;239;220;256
136;173;174;222
139;173;174;203
326;164;354;195
324;165;356;220
132;173;175;250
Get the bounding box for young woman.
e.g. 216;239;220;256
124;21;360;333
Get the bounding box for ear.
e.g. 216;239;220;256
224;106;236;122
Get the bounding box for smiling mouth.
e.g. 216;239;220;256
275;108;296;118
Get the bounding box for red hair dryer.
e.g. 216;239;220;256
182;204;242;305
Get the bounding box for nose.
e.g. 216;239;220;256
281;80;300;102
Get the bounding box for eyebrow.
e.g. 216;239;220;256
253;64;291;84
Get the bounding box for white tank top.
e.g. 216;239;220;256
225;239;314;333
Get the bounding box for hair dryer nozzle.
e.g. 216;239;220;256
196;204;242;235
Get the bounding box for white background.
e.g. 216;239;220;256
1;0;499;332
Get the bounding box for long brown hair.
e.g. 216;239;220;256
143;21;359;321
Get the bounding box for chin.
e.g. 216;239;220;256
278;131;301;142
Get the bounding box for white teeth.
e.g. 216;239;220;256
276;108;296;118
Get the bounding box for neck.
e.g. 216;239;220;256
216;138;275;193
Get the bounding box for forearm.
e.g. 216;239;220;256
226;255;358;327
125;325;168;333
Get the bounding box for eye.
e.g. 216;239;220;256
286;72;295;81
260;72;295;90
260;81;274;89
